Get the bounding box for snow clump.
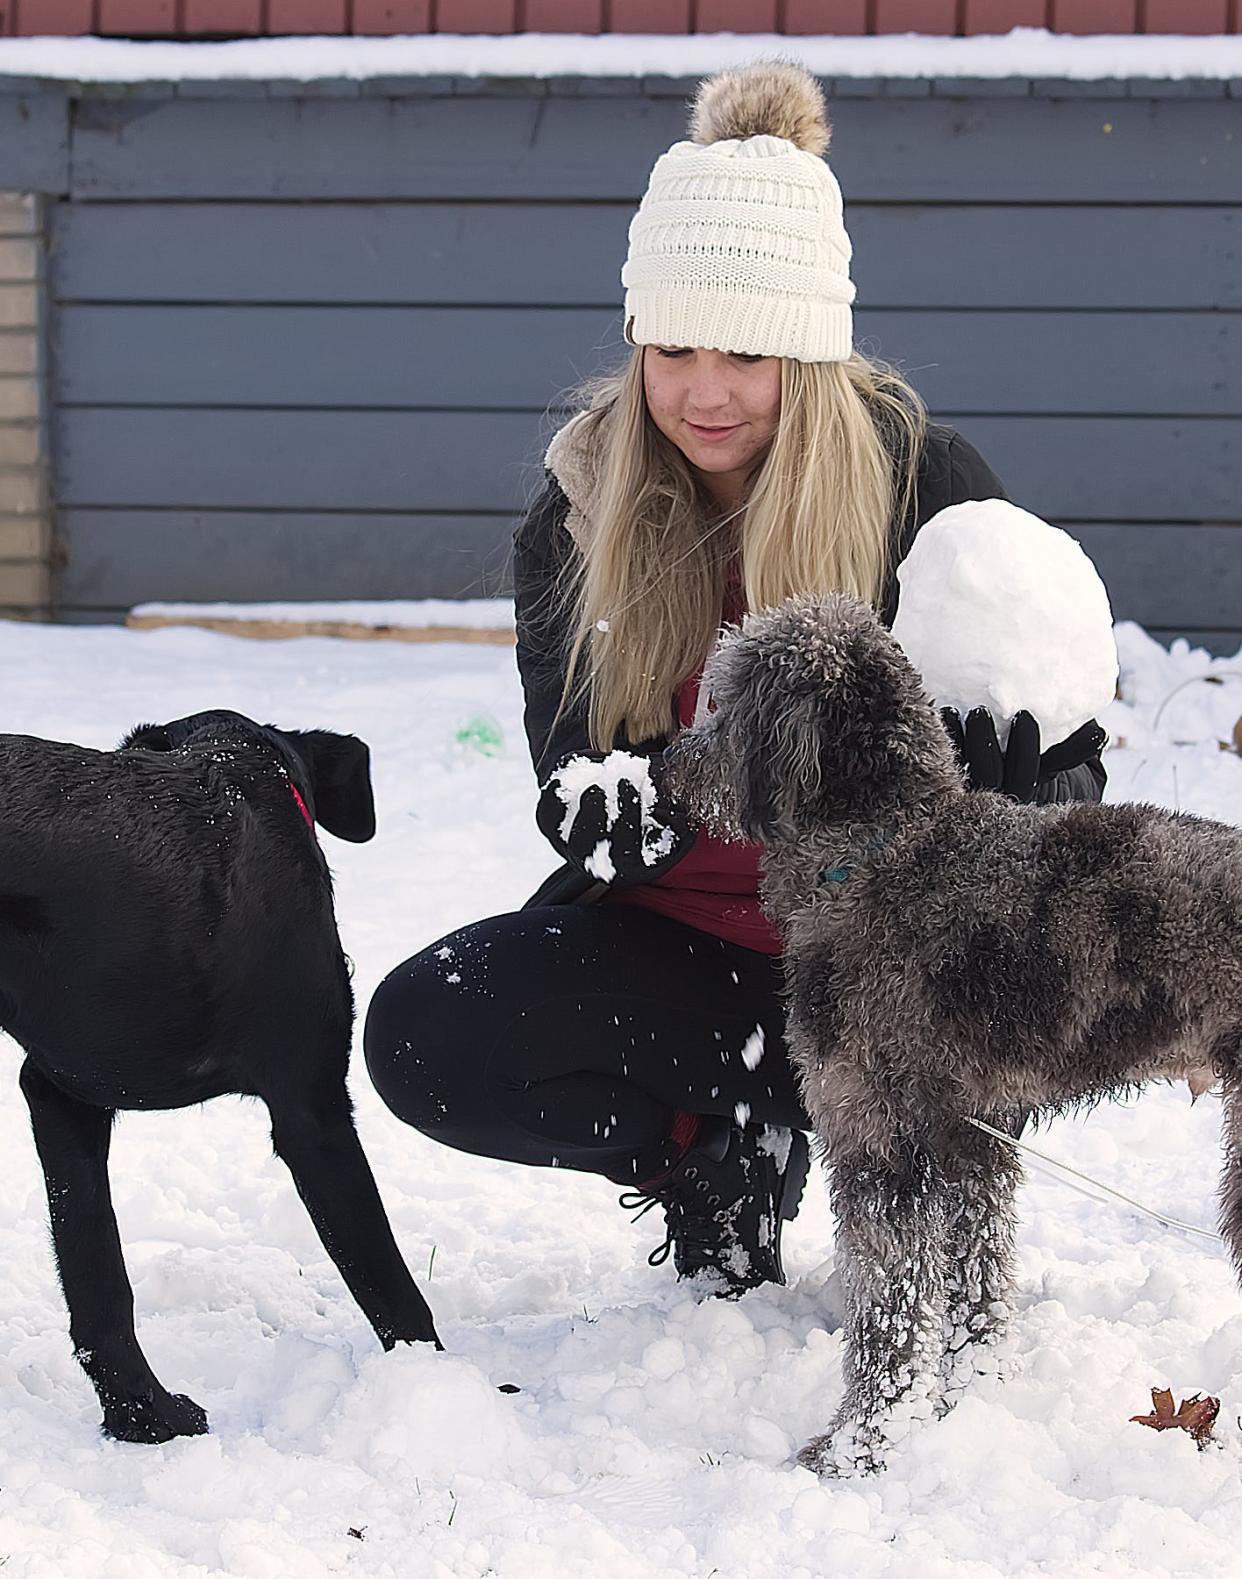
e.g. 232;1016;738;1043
891;499;1118;749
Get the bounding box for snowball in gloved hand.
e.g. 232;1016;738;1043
535;750;692;886
890;499;1117;750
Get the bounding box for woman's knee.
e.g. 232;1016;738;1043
363;905;638;1133
363;944;487;1132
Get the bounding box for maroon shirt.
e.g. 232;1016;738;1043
610;579;783;956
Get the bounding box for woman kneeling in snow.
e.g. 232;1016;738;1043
363;62;1107;1294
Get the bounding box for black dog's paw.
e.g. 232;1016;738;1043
103;1388;210;1444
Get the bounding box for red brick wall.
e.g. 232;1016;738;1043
6;0;1238;36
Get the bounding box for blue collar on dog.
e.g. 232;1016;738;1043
817;830;894;888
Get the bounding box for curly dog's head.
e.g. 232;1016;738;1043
664;593;962;844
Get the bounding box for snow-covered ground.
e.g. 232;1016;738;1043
129;599;517;632
0;614;1240;1577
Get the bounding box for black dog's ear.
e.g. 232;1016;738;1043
282;729;376;843
119;722;175;752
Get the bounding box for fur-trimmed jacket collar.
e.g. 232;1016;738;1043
543;412;599;550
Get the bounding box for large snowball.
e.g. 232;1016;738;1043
890;499;1118;749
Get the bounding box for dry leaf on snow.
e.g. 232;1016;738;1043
1130;1386;1220;1447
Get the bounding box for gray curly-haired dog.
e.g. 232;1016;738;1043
662;592;1242;1478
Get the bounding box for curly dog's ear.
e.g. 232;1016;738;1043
704;621;840;842
737;725;780;842
734;677;837;841
684;627;780;841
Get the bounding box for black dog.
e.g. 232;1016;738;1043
0;709;439;1442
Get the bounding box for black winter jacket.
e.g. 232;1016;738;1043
515;422;1107;910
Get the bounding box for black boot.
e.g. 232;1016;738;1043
621;1121;810;1296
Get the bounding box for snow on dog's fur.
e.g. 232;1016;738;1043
663;593;1242;1476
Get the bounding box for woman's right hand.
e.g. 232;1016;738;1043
535;750;694;886
940;707;1106;804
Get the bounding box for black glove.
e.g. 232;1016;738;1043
940;707;1107;805
535;750;694;887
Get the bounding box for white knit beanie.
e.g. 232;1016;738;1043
621;63;855;365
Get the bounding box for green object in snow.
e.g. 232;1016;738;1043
455;714;505;757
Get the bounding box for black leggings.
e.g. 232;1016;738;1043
363;903;810;1185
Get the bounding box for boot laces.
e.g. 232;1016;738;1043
620;1165;727;1268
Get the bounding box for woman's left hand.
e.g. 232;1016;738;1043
535;749;694;885
940;707;1106;804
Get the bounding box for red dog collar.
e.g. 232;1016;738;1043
289;782;314;831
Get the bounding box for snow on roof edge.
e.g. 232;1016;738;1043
0;29;1239;84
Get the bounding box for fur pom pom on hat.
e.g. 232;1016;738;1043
690;62;831;157
622;61;853;365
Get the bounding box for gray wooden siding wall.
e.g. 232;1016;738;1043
0;76;1239;647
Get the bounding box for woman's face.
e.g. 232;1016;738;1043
642;346;782;506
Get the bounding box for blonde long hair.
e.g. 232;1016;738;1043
558;349;926;751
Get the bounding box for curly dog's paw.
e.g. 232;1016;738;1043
796;1429;883;1479
797;1433;843;1478
940;1318;1013;1410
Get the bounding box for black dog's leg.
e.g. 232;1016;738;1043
20;1059;209;1443
798;1140;951;1478
938;1115;1023;1407
266;1082;441;1350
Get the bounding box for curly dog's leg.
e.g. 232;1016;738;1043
1215;1056;1242;1281
799;1138;951;1478
939;1113;1022;1407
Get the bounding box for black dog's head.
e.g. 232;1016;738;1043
663;594;961;845
121;710;377;843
